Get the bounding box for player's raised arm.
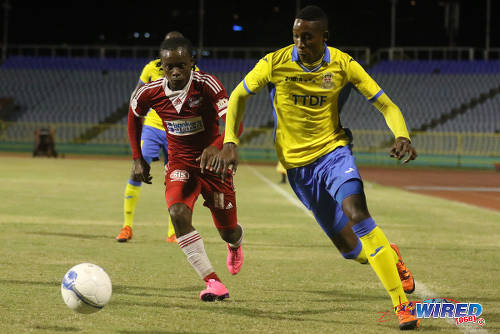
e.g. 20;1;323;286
215;56;272;178
372;94;417;163
346;58;417;163
215;82;253;179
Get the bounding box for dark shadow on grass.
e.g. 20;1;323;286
118;331;210;334
25;231;108;239
0;279;59;287
113;284;200;297
111;299;348;324
273;288;387;302
32;325;81;332
214;241;333;249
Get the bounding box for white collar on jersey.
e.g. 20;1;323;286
162;71;194;114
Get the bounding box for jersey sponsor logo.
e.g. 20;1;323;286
225;202;233;210
292;94;327;106
285;76;314;83
321;72;334;89
165;116;205;136
170;169;190;182
216;97;228;111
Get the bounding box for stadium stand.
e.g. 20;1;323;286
0;57;498;163
341;61;500;133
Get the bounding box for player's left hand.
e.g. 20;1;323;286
390;137;417;164
197;145;220;173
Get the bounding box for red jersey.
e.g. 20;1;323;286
129;71;229;166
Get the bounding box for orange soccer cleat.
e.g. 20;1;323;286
395;302;420;330
391;243;415;294
116;226;133;242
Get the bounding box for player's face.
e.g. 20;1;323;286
292;19;327;64
161;48;194;91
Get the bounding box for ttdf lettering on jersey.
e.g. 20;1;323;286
292;94;327;106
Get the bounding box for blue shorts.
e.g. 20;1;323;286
141;125;168;165
287;145;363;238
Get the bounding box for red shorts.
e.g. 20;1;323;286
165;163;237;230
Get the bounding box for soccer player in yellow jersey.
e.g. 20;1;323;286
211;6;420;330
117;31;189;243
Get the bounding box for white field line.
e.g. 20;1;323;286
247;165;489;333
247;166;313;218
405;186;500;192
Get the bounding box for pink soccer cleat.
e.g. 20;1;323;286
200;279;229;301
226;244;244;275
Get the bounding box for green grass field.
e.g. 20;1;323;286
0;156;499;334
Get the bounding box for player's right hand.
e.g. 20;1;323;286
197;145;220;174
132;158;152;184
390;137;417;164
214;142;239;180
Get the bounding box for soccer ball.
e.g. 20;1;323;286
61;263;112;314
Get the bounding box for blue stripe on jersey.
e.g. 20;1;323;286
242;79;256;95
323;44;331;63
368;89;384;103
138;79;145;85
268;82;278;143
291;46;299;62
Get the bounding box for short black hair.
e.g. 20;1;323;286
296;5;328;25
159;37;194;57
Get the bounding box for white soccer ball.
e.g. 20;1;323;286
61;263;112;314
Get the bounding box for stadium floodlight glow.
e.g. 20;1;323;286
133;32;140;38
232;25;243;32
144;32;150;38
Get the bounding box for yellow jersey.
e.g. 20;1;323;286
224;44;410;169
139;59;199;130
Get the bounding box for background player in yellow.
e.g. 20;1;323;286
211;6;420;331
117;31;191;243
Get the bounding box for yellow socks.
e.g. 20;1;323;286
355;241;399;265
353;219;408;308
123;180;142;228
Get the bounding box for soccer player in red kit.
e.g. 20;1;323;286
128;37;244;301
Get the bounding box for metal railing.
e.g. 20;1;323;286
1;122;498;157
373;47;477;62
0;44;372;63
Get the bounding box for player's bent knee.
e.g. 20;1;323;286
217;224;241;243
342;195;370;223
168;203;192;231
